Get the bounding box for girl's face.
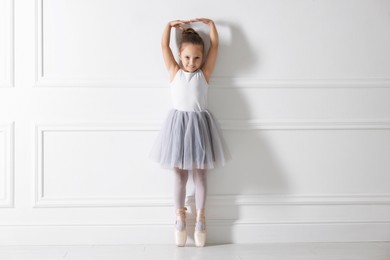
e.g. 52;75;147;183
179;43;204;72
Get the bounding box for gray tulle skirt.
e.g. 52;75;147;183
149;109;231;170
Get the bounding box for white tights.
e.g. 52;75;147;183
173;167;207;210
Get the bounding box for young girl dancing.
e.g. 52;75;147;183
150;18;231;247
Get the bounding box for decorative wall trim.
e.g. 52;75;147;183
1;219;390;227
34;193;390;208
0;0;14;88
0;122;14;207
220;119;390;130
211;77;390;89
34;123;160;207
35;0;45;84
35;122;390;208
34;76;390;89
34;1;390;89
35;119;390;132
1;222;390;244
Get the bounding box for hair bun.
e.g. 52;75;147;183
183;28;197;35
179;27;204;51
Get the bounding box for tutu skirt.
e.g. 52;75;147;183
149;109;231;170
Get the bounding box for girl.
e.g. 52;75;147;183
150;18;231;247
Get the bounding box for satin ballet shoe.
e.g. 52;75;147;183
174;207;187;247
194;209;206;247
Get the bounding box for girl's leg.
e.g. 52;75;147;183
173;167;189;247
193;169;207;210
193;169;207;247
173;167;189;210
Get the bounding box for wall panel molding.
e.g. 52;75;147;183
34;0;390;89
212;77;390;89
35;119;390;133
219;119;390;130
35;122;390;208
1;221;390;245
34;76;390;89
34;193;390;208
35;0;44;84
0;0;14;88
0;123;14;208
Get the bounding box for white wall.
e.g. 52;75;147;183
1;0;390;244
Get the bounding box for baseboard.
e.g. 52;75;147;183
0;221;389;245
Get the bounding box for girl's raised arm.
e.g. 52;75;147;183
196;18;219;83
162;21;187;81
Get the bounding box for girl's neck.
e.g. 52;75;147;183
182;68;199;73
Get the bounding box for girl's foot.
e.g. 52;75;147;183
174;207;187;246
194;209;206;247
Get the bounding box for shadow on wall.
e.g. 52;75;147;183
214;21;259;76
208;21;291;244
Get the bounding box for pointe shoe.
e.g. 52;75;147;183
194;209;206;247
174;207;187;247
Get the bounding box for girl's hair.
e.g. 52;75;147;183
180;28;204;51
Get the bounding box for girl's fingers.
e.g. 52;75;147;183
194;18;212;24
171;20;186;29
171;18;212;28
172;23;186;30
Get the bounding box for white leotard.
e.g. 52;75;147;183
170;69;209;112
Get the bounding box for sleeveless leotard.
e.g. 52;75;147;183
170;69;208;112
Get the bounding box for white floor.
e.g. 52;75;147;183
0;242;389;260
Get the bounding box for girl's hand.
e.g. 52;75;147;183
169;20;190;30
193;18;214;25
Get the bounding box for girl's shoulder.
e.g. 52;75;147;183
169;67;182;83
199;69;210;85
